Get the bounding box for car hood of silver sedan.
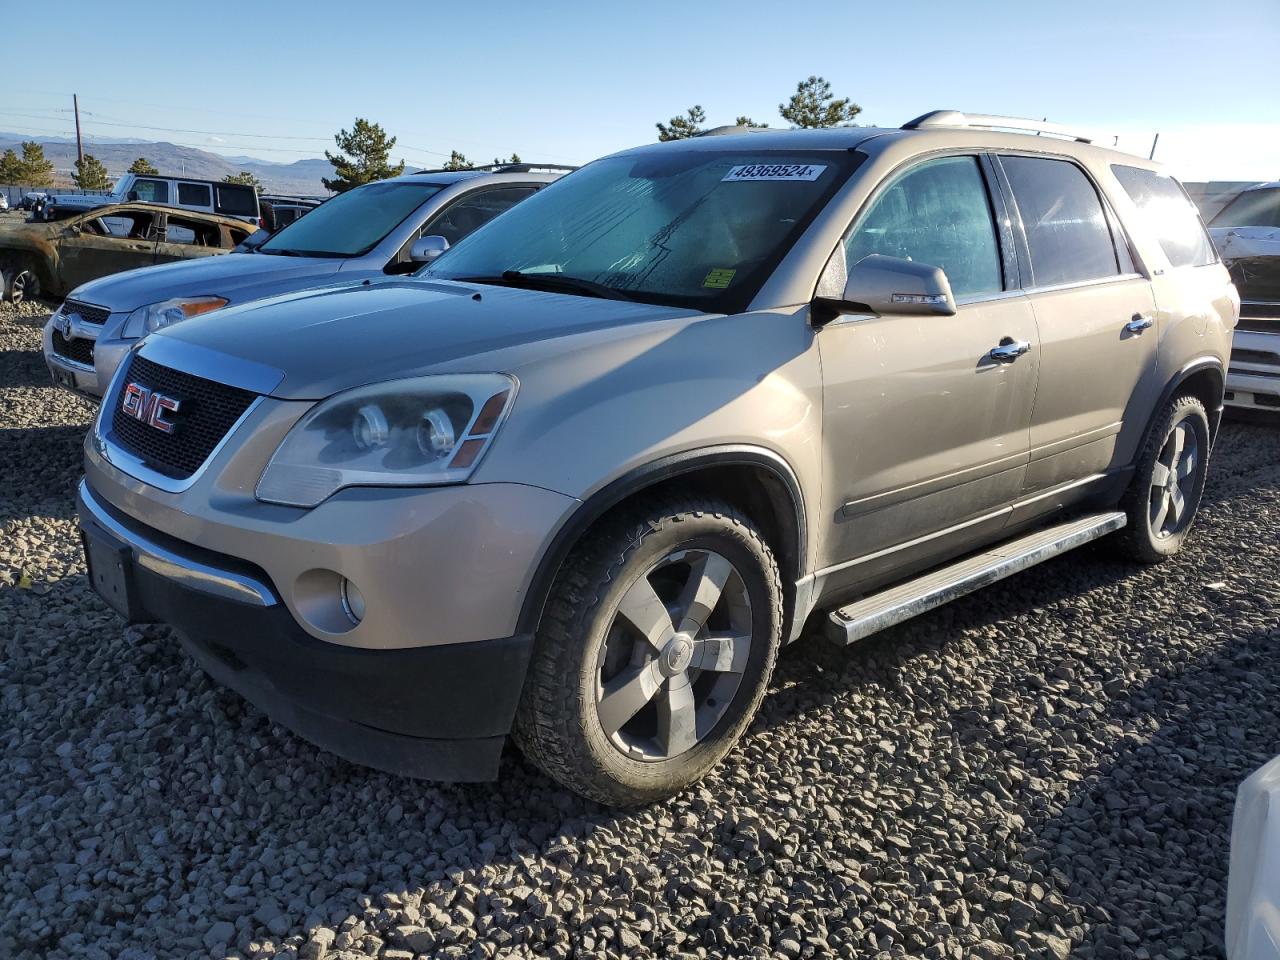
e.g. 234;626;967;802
68;250;346;313
147;277;701;400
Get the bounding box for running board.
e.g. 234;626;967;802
825;512;1127;646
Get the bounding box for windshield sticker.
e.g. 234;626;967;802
722;163;827;183
703;268;737;289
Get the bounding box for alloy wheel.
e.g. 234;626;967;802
593;548;753;762
1149;419;1200;538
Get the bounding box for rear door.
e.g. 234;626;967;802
153;213;229;265
994;154;1158;493
817;154;1039;579
58;207;159;290
175;181;214;215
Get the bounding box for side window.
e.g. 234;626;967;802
844;156;1002;298
422;186;538;246
1001;156;1120;287
164;217;220;247
177;182;212;208
132;179;170;204
1111;165;1216;268
99;211;157;240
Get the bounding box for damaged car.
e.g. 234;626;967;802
1209;181;1280;414
1;202;255;304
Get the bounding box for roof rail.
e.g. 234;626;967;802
693;125;772;138
902;110;1094;144
415;162;578;175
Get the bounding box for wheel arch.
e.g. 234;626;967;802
516;445;808;637
1158;356;1226;445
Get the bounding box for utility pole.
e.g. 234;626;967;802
73;94;84;166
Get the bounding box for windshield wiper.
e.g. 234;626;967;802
456;271;637;302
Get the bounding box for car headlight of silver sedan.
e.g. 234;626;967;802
121;296;229;338
255;374;517;508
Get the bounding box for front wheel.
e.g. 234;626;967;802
1116;395;1211;563
514;498;783;805
1;256;41;304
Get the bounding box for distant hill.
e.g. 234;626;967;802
0;134;336;196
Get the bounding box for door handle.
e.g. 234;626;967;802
1125;315;1155;333
988;338;1031;364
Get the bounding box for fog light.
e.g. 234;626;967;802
340;578;366;624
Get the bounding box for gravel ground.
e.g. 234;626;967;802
2;299;1278;960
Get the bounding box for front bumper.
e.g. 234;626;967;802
78;480;536;780
1225;328;1280;413
42;314;133;401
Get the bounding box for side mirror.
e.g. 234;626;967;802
409;235;450;264
126;190;139;202
815;254;957;323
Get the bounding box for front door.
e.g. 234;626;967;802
818;155;1039;583
994;154;1158;492
58;208;158;290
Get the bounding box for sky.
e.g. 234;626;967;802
1;0;1277;182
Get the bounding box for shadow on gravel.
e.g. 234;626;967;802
0;424;89;523
1021;624;1280;959
0;348;54;390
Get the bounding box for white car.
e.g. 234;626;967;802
0;195;9;212
1227;755;1280;958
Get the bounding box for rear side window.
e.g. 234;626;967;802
215;184;258;217
1209;186;1280;230
1001;156;1119;287
844;155;1002;298
177;182;212;207
1111;165;1216;268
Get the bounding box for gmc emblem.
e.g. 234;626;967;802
121;382;181;434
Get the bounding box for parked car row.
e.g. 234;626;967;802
50;112;1241;804
40;165;564;398
1207;181;1280;414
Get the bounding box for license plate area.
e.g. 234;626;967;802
82;530;141;621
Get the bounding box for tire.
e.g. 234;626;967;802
1116;394;1211;563
1;256;41;304
514;497;784;805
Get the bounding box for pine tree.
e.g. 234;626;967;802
443;151;474;171
72;154;112;192
223;171;263;192
779;76;861;129
128;157;158;175
492;153;522;166
323;118;405;193
735;116;768;129
0;149;22;184
18;142;55;186
656;106;706;141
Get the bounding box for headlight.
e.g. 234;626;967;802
255;374;517;508
121;296;228;338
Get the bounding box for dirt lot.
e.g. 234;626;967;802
2;301;1279;960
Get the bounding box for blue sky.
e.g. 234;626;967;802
2;0;1277;180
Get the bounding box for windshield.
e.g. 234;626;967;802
110;175;129;197
261;181;443;257
1211;187;1280;229
423;150;859;311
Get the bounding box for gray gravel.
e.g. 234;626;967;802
2;300;1278;959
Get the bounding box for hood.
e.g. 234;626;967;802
1209;225;1280;262
154;278;700;399
68;251;345;312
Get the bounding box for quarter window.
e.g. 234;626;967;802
1111;165;1217;268
1001;156;1120;287
844;156;1002;298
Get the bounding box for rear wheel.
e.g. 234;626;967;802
1116;395;1211;562
514;498;783;805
